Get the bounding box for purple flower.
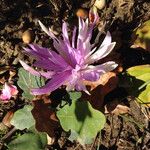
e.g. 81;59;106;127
20;14;118;95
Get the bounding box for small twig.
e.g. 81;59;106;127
119;115;150;133
109;114;114;146
1;127;16;141
90;132;100;150
73;143;80;150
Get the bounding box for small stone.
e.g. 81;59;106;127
76;8;88;19
94;0;106;10
22;29;35;44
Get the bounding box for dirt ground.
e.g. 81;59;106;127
0;0;150;150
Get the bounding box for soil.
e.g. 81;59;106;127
0;0;150;150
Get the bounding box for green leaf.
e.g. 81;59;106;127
57;92;106;145
132;20;150;51
8;128;47;150
134;20;150;39
127;65;150;105
138;84;150;103
11;105;35;130
17;67;45;100
127;65;150;77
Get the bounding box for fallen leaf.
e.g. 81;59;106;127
111;104;130;115
131;20;150;51
83;72;118;110
0;67;16;84
0;122;8;134
9;70;16;82
2;110;14;127
105;100;130;115
34;95;52;104
84;72;118;91
0;66;10;75
0;77;6;84
31;99;59;137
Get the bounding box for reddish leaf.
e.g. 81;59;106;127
2;110;14;128
105;100;130;115
83;72;118;110
31;99;59;137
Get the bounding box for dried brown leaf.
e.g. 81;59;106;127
31;99;59;137
84;72;118;91
82;72;118;110
2;110;14;128
105;100;130;115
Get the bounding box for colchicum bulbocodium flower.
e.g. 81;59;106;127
20;13;118;95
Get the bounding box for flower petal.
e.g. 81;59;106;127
89;8;99;24
0;83;12;100
24;44;70;70
62;22;70;46
86;42;116;64
101;31;112;47
31;70;71;95
0;83;18;101
80;61;118;82
87;61;118;73
33;60;61;71
20;60;41;76
24;44;52;59
20;60;54;78
75;82;90;95
81;71;100;81
28;44;66;65
72;26;77;48
38;20;57;40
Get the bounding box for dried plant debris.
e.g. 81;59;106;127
101;100;150;150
